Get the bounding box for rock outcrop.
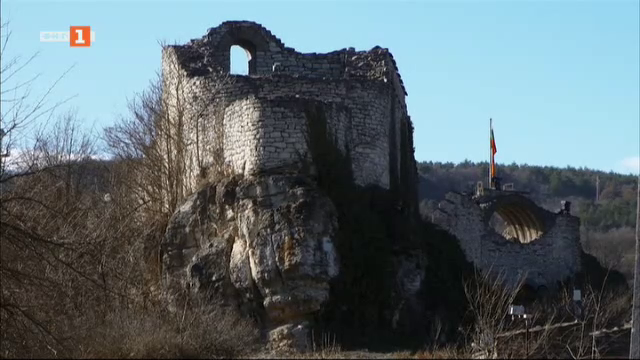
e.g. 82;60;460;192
161;174;339;350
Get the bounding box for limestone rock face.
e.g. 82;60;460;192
161;174;339;349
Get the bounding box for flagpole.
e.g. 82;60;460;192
630;174;640;359
489;118;492;189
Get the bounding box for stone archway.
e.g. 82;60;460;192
432;191;582;289
210;24;274;75
486;197;547;243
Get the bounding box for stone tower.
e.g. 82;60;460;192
161;21;418;212
159;21;423;350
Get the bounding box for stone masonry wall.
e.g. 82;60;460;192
161;21;414;198
222;97;264;175
432;191;583;289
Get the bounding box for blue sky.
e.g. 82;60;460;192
1;0;639;174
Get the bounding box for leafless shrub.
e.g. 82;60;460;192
0;122;166;355
480;270;632;359
557;277;632;359
1;107;258;360
408;346;468;359
71;296;260;359
295;333;342;359
462;268;526;358
1;23;256;358
102;43;237;302
0;21;115;356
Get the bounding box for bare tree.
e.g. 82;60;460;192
0;20;145;358
0;20;76;176
1;114;108;357
0;21;85;357
104;42;233;221
0;23;263;359
103;42;235;298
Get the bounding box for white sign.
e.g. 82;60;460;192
509;305;525;316
573;289;582;301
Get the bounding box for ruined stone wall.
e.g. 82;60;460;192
432;192;583;289
165;74;394;186
218;77;393;186
222;97;264;174
161;21;414;199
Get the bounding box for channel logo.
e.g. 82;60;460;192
40;26;95;47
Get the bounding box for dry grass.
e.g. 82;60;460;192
246;332;467;360
71;304;260;359
396;346;467;359
248;347;467;359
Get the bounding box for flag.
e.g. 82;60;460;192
490;121;497;180
490;128;497;155
491;159;497;179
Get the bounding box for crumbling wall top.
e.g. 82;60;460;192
165;21;408;100
204;21;288;53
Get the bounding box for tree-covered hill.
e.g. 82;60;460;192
417;160;638;231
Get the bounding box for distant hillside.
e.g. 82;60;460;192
417;160;638;231
417;160;638;281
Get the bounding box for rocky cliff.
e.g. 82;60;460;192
161;174;340;349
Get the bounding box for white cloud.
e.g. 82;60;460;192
618;156;640;175
2;149;110;173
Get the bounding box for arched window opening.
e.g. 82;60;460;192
230;45;251;75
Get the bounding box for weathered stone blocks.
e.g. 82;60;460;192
432;190;582;289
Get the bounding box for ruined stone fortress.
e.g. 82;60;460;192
159;24;583;343
160;22;423;348
162;20;416;195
